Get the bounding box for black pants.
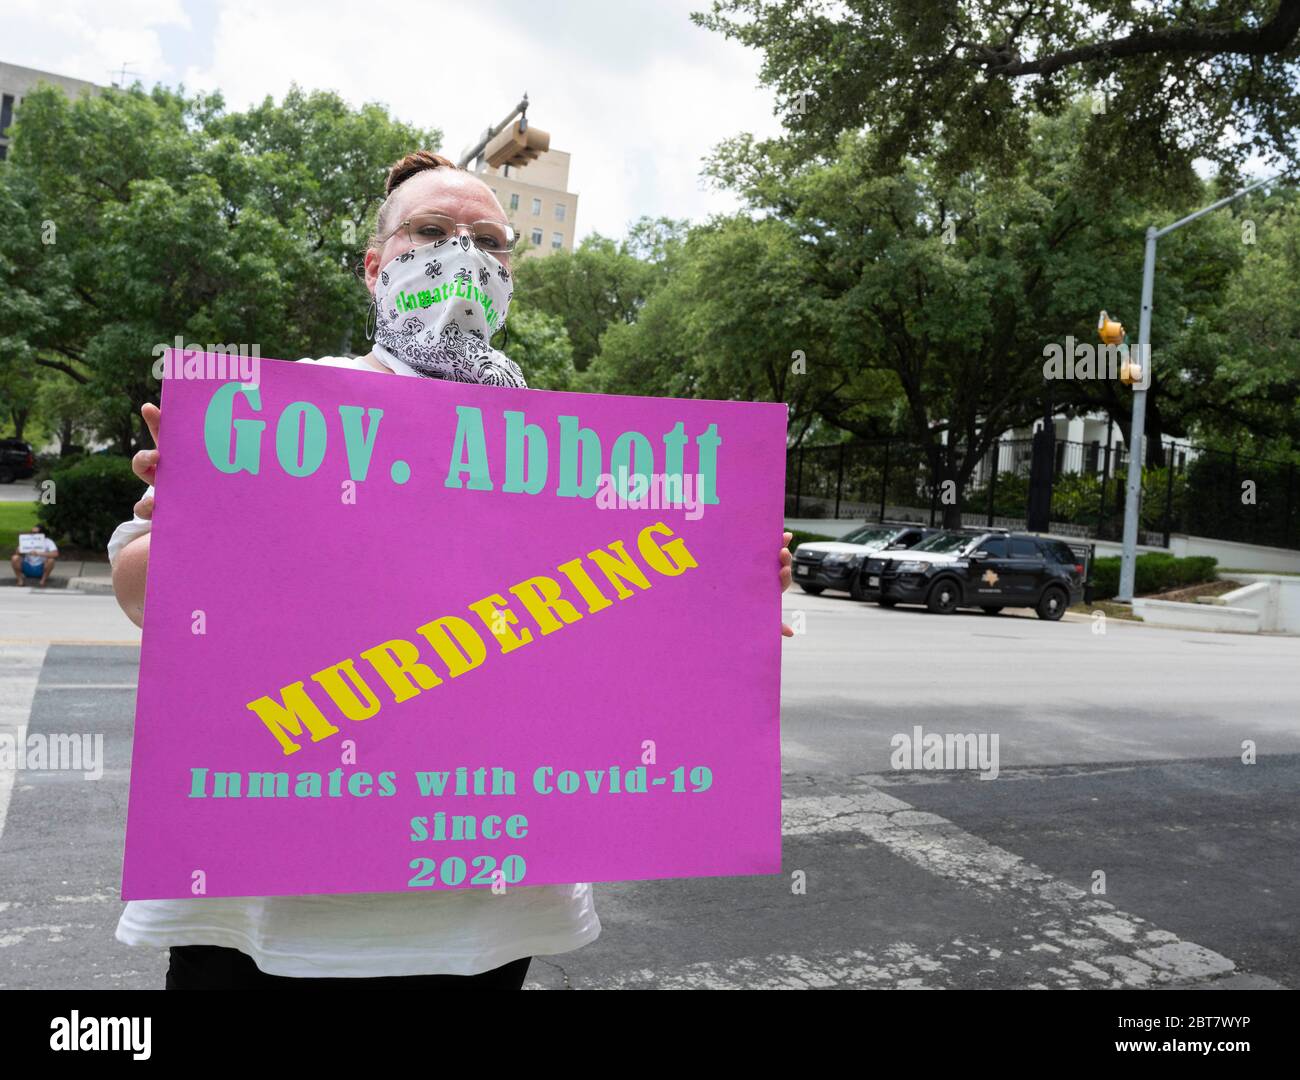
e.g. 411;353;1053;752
165;944;531;989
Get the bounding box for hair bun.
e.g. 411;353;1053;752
386;150;460;195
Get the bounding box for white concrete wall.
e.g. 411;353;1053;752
1123;577;1300;634
1130;599;1262;633
1218;575;1300;632
1166;535;1300;574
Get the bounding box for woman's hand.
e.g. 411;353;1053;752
113;403;160;627
780;531;794;637
131;403;161;519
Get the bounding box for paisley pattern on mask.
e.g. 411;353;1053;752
371;238;525;388
375;318;526;386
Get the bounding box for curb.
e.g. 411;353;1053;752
67;577;115;595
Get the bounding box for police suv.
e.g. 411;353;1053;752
792;524;936;600
859;530;1087;620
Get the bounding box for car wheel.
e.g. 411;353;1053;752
981;606;1003;615
849;573;869;601
926;579;959;614
1036;587;1067;621
0;469;14;484
799;584;824;596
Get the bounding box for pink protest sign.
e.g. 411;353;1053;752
121;354;787;899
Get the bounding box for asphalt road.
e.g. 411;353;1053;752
0;588;1295;989
0;480;37;504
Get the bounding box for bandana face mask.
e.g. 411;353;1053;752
372;234;527;387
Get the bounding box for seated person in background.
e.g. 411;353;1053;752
11;527;58;587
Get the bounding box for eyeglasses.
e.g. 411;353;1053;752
383;212;517;254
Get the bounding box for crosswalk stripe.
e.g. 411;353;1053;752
0;645;48;841
577;791;1246;989
784;791;1237;988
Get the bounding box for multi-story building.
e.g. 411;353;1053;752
0;61;100;161
476;148;578;259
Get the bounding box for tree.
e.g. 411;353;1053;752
0;83;438;453
33;374;102;455
499;307;581;392
589;213;881;447
701;105;1247;524
511;219;685;371
1162;188;1300;455
0;340;37;440
694;0;1300;198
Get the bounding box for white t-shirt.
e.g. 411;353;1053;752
20;535;58;567
109;354;600;977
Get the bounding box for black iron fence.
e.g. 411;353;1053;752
786;436;1300;551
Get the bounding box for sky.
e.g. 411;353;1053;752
4;0;788;243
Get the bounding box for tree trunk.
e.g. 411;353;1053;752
1145;427;1166;467
1144;398;1167;467
117;415;135;456
933;449;964;528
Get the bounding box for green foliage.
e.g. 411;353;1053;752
1089;554;1219;600
1164;192;1300;451
589;212;884;446
700;111;1111;527
39;455;143;550
0;82;438;454
31;375;102;454
0;501;40;555
968;462;1193;533
512;222;684;371
3;64;1296;557
694;0;1300;199
499;307;581;392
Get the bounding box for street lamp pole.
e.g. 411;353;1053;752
1117;228;1156;602
1115;173;1279;602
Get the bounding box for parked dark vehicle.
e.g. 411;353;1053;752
0;439;36;483
862;531;1088;620
851;527;980;603
793;524;938;599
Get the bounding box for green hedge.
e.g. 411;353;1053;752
39;455;142;551
1089;553;1218;600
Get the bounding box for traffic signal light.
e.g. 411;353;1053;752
485;120;550;169
1099;310;1143;385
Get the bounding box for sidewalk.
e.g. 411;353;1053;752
3;557;114;594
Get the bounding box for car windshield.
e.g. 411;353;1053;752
838;527;897;545
910;532;972;553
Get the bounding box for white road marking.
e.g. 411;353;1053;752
784;791;1239;985
0;645;46;841
580;790;1249;989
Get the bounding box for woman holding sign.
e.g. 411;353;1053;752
110;150;795;990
